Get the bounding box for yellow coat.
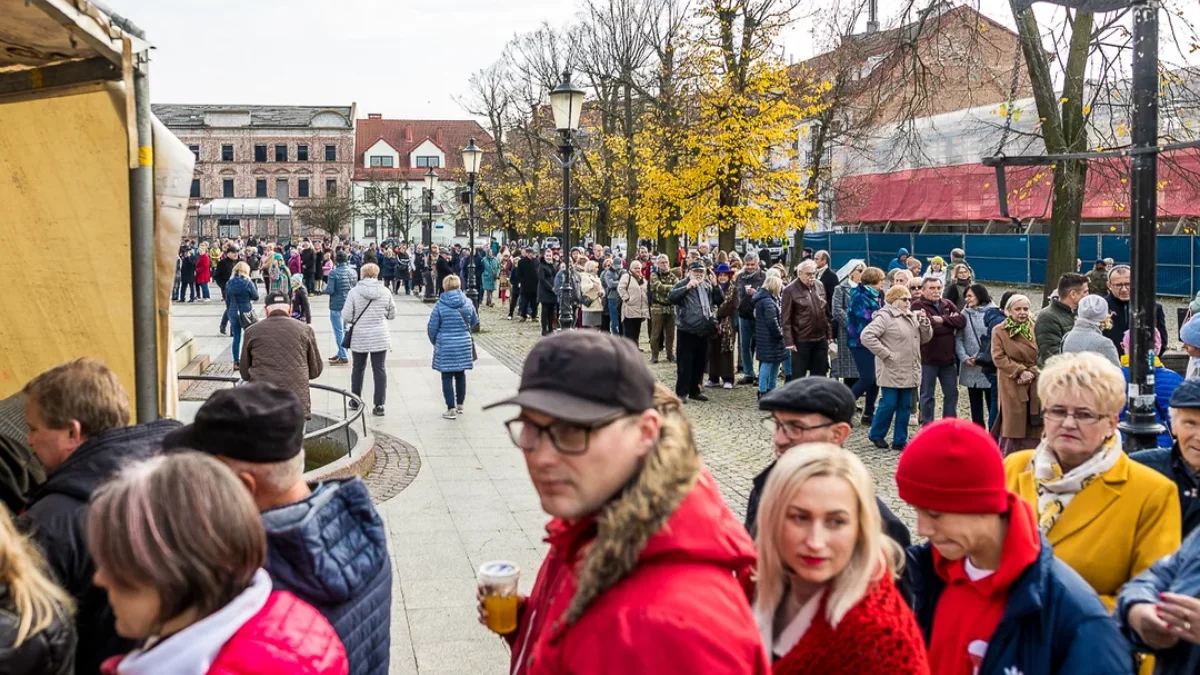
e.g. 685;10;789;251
1004;449;1181;610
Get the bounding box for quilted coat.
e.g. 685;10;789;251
427;290;479;373
262;479;392;675
0;587;75;675
342;278;396;354
101;588;348;675
224;276;259;315
482;255;500;291
326;263;358;312
239;315;324;416
752;289;786;365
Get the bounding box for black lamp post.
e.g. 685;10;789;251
462;137;484;309
550;69;585;331
422;167;439;303
1119;0;1165;450
401;181;412;244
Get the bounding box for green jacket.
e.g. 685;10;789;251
649;269;678;313
1034;299;1076;367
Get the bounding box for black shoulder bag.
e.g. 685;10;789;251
341;297;375;350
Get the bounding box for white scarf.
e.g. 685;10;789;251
117;569;272;675
1031;433;1122;534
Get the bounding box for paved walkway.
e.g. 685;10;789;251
171;291;539;675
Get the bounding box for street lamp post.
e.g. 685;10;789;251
422;168;439;303
549;70;585;331
401;181;412;244
462;137;484;309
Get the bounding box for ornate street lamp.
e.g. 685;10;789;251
461;137;484;309
549;69;585;330
422;167;439;303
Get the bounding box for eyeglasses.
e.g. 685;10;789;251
1110;282;1131;290
761;416;836;440
896;297;912;303
1042;407;1108;425
505;415;632;455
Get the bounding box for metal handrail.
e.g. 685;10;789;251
176;375;368;454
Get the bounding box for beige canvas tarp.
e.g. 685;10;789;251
0;84;187;416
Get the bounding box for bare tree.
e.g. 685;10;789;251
294;188;356;240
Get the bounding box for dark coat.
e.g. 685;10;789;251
214;256;236;287
0;590;75;675
1130;444;1200;539
735;269;766;320
780;280;830;345
911;296;966;366
224;276;259;315
179;252;197;281
669;278;723;336
907;536;1134;675
300;248;316;275
1105;294;1168;357
517;256;539;295
752;289;786;365
1034;299;1076;367
17;420;181;675
818;267;839;322
240;314;324;415
379;254;398;279
536;259;558;303
291;286;312;324
436;256;454;291
263;478;392;675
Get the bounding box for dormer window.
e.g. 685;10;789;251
415;156;441;168
369;156;395;168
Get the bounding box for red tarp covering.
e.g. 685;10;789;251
835;153;1200;223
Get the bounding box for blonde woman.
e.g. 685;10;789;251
224;261;259;367
752;443;927;673
861;285;932;450
578;260;606;330
0;505;74;674
1005;352;1180;612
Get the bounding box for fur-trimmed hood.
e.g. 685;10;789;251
555;385;756;628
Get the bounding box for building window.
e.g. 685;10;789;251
190;179;200;198
325;145;337;161
364;219;377;238
364;187;378;202
387;187;399;201
254;145;267;163
221;144;234;162
415;156;441;168
369;156;394;168
255;179;267;198
275;144;288;162
326;178;337;195
222;178;234;198
188;144;200;161
297;144;308;161
298;178;309;197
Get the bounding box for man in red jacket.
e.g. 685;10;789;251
483;331;768;674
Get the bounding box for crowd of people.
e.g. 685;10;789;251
0;359;389;674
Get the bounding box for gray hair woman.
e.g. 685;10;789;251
1061;294;1120;367
992;293;1043;455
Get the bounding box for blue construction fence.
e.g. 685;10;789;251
800;233;1197;298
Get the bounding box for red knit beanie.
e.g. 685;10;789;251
895;418;1008;514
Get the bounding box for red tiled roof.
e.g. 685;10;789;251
353;118;493;181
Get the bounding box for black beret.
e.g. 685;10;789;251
759;377;856;424
163;383;305;463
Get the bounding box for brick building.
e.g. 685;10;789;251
352;115;492;246
152;104;356;241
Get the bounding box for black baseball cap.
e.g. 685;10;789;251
163;383;305;463
265;290;289;306
484;332;655;425
759;377;856;425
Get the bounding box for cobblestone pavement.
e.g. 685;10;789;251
469;299;919;529
364;431;423;505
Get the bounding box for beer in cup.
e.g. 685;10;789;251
478;561;520;635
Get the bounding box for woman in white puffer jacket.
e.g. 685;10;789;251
343;263;396;416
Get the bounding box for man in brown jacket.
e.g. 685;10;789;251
780;260;832;380
240;290;324;417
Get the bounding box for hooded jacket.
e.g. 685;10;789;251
888;248;910;272
326;263;358;313
907;496;1133;675
17;419;181;675
342;278;396;353
427;290;479;373
860;304;933;389
262;479;391;675
507;392;768;675
224;276;259;315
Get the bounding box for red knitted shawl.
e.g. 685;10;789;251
772;574;930;675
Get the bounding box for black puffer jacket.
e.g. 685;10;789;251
536;259;558;303
0;592;75;675
16;419;180;675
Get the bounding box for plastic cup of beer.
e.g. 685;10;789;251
478;561;520;635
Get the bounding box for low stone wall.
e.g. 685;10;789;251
302;413;376;482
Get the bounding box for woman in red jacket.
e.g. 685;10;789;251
195;244;212;302
752;442;929;674
90;452;348;675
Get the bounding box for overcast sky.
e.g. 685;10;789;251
111;0;1194;121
